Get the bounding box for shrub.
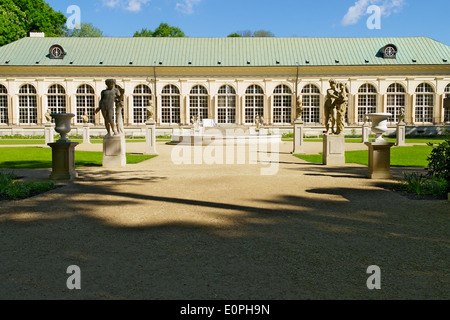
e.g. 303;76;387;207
399;172;448;200
0;172;56;200
426;137;450;186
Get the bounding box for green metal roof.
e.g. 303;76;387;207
0;37;449;67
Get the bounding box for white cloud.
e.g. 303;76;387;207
125;0;151;12
103;0;121;8
102;0;151;12
341;0;405;26
176;0;201;15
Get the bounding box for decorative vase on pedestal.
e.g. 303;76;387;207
367;113;392;142
51;113;75;142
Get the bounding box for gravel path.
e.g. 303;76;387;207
0;141;448;300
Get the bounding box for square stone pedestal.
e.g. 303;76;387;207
293;120;305;154
365;141;395;179
44;123;55;145
396;123;406;146
145;120;158;155
323;134;345;165
48;141;79;180
103;135;126;167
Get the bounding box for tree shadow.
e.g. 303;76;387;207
0;167;448;301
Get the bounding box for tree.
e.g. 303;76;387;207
66;23;103;37
227;30;275;38
0;0;67;46
133;23;185;38
253;30;275;37
0;1;27;46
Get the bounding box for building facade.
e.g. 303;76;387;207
0;35;449;134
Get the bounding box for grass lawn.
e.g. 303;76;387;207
0;147;156;168
295;145;434;167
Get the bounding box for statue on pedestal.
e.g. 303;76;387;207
45;109;52;123
95;79;123;136
146;101;154;121
296;96;303;121
324;79;348;135
398;107;406;124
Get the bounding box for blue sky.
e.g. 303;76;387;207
46;0;450;45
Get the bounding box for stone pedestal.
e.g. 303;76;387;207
362;123;370;143
323;134;345;165
365;141;395;179
103;135;126;167
82;123;91;144
293;120;305;154
396;123;406;146
48;142;78;180
145;120;158;155
44;123;54;145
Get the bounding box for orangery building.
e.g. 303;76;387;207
0;33;449;135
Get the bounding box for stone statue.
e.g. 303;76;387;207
324;79;339;134
82;112;89;124
296;96;303;120
45;109;52;123
255;114;263;129
398;107;405;124
146;101;154;120
324;79;348;135
115;87;125;135
95;79;121;136
335;82;348;135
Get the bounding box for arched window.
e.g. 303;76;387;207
47;84;67;116
301;84;320;124
19;84;37;124
161;85;180;124
245;85;264;124
386;83;406;123
357;84;377;122
217;85;236;124
76;84;95;124
189;85;209;121
273;85;292;124
444;84;450;123
132;84;152;124
0;84;8;124
415;83;434;123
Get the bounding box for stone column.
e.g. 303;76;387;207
145;119;158;155
365;141;395;179
362;122;370;143
82;123;91;144
396;122;406;146
44;123;55;145
323;134;345;166
293;119;305;154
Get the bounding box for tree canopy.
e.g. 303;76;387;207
227;30;275;38
134;23;185;38
0;0;66;46
66;23;103;37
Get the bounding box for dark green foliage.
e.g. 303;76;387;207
0;0;66;46
134;23;185;37
426;137;450;185
0;172;56;200
398;172;448;200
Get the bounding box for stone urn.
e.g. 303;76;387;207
367;113;392;142
51;113;75;142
